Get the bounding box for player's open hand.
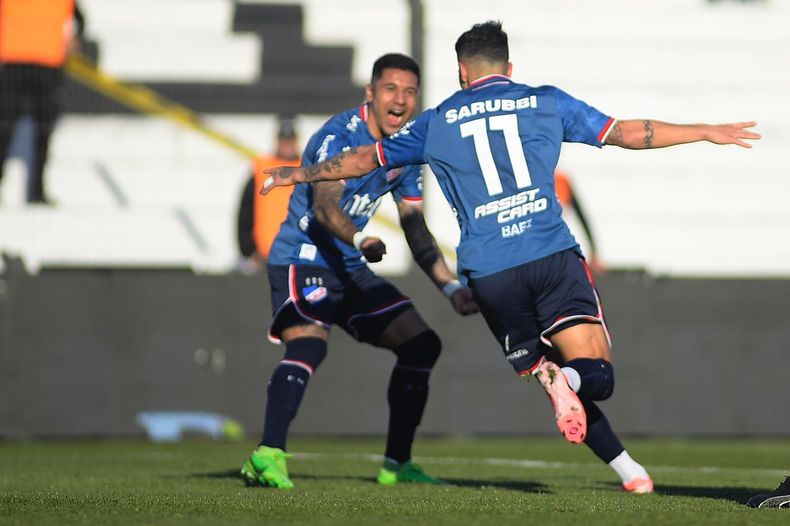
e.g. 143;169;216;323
705;121;761;148
261;166;304;195
450;287;479;316
360;237;387;263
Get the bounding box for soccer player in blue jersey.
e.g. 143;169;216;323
241;53;479;490
261;22;760;493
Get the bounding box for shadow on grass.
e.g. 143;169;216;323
601;481;760;504
191;470;548;493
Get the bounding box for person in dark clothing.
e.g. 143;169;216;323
0;0;84;204
236;118;300;273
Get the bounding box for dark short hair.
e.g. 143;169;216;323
371;53;421;85
455;21;509;63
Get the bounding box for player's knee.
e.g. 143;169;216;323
565;357;615;401
393;329;442;370
597;359;615;400
282;337;328;374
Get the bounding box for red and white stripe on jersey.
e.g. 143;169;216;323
399;196;423;205
597;117;617;144
538;258;612;348
469;74;512;90
360;103;368;122
279;359;315;376
375;141;387;167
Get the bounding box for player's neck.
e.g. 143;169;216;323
366;115;384;141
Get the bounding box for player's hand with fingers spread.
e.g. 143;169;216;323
449;287;480;316
359;236;387;263
705;121;761;148
260;166;304;195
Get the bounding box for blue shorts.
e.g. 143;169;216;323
468;249;610;375
267;263;412;344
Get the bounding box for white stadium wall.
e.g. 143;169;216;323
1;0;789;277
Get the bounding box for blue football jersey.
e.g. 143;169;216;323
376;75;615;281
268;105;423;270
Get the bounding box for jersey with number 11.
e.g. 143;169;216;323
377;74;615;281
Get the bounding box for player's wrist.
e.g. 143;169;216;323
352;231;367;251
442;280;463;298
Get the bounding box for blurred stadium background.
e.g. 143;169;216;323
1;0;789;440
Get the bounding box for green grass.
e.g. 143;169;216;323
1;437;788;525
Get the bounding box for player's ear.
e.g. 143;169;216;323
506;62;513;77
365;83;374;102
458;62;469;88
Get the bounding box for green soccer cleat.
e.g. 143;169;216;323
377;459;445;486
240;445;294;489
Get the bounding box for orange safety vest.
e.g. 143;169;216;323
554;170;573;208
252;155;301;259
0;0;75;67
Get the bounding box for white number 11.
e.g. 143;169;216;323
460;114;532;196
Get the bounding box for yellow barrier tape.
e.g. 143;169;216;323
65;53;456;266
65;53;259;160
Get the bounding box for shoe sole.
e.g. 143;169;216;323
758;495;790;509
536;361;587;444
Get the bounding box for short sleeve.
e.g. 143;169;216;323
377;110;431;168
390;165;423;205
553;87;615;147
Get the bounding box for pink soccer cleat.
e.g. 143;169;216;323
622;477;654;494
533;360;587;444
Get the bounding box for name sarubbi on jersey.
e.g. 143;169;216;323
445;95;538;124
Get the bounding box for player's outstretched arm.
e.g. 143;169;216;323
261;144;379;195
313;181;386;262
398;201;479;316
605;120;760;149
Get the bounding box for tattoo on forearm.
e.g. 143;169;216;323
303;148;360;183
400;206;454;285
313;181;356;242
642;120;654;149
609;122;623;145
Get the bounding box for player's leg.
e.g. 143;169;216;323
27;66;62;203
539;252;652;492
342;269;443;484
0;65;25;189
241;264;336;489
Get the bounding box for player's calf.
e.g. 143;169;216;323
384;329;441;464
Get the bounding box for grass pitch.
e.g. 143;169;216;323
1;436;788;525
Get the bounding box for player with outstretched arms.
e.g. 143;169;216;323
261;22;760;493
241;53;478;490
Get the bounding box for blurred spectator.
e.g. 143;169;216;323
554;169;605;273
0;0;84;204
237;118;301;273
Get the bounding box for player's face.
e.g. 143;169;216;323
366;68;419;138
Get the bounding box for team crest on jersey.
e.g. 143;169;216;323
302;285;328;304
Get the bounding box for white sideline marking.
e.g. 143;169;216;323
294;452;788;478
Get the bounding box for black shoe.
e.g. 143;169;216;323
747;476;790;509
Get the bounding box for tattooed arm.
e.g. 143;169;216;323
262;145;378;195
312;180;386;262
398;201;479;315
605;120;760;149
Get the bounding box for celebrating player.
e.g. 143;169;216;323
241;53;478;490
261;22;760;493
